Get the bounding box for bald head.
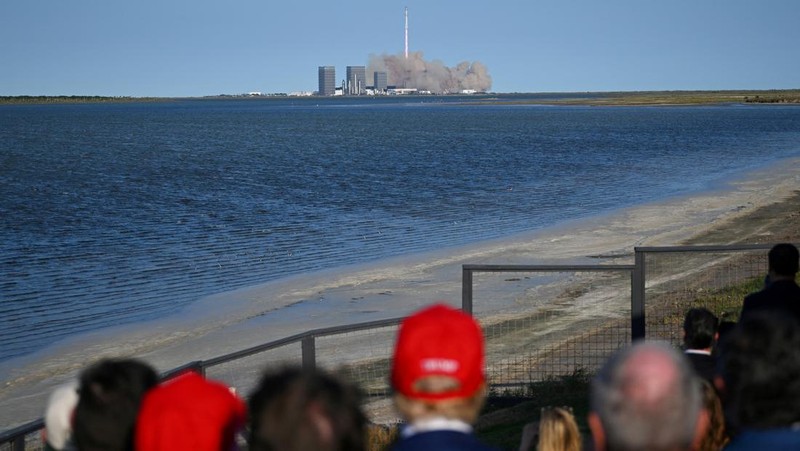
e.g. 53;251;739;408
620;344;681;408
590;341;703;451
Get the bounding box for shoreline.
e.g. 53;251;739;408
2;89;800;106
1;156;799;430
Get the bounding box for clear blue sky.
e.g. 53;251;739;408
2;0;798;97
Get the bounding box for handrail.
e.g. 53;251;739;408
0;419;43;450
203;316;405;368
462;264;636;272
634;243;781;253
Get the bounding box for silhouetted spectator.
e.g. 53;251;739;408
248;366;367;451
72;358;158;451
589;341;708;451
715;311;800;449
740;243;800;322
682;307;718;384
135;370;246;451
390;303;498;451
715;320;737;347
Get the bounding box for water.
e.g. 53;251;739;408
2;96;800;362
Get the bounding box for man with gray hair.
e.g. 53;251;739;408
588;341;708;451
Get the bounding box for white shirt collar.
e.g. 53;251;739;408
401;417;473;438
685;349;712;356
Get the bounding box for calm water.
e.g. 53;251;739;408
2;96;800;362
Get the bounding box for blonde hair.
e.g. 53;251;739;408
394;377;486;424
537;407;582;451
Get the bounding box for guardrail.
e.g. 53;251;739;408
2;243;788;450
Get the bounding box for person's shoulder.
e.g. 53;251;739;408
391;430;498;451
724;428;800;450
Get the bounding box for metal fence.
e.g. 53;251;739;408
462;264;637;389
635;244;775;345
0;243;785;450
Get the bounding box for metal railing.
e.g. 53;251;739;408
2;243;787;449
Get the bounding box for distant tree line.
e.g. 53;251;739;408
744;93;800;104
0;96;163;105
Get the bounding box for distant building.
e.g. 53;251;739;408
346;66;366;95
374;71;388;93
318;66;336;96
387;88;418;95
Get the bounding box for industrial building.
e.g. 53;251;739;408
346;66;367;95
374;71;388;93
318;66;336;96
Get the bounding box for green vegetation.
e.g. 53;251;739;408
477;368;592;449
483;89;800;106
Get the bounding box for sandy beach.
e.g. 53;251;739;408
1;156;799;431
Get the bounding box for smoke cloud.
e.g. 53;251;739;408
367;52;492;94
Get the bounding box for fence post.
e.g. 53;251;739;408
632;248;646;340
462;266;473;315
301;335;316;371
13;435;24;451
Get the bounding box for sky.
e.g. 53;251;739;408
1;0;799;97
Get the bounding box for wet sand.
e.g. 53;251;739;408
1;157;799;430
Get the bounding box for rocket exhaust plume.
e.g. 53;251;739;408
368;52;493;94
368;6;492;94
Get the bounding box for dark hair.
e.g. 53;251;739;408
717;311;800;432
248;367;366;451
683;308;719;350
768;243;799;277
72;358;158;451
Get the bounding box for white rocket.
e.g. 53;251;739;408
404;6;409;59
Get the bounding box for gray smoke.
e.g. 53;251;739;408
367;52;492;94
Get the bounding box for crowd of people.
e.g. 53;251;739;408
38;243;800;450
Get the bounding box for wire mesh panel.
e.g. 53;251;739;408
313;324;402;424
467;267;633;391
203;341;303;399
641;246;770;346
314;324;399;397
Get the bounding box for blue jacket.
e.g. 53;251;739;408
724;428;800;450
391;430;499;451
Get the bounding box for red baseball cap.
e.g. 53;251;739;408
391;303;485;401
135;371;246;451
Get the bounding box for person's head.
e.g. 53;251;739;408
682;308;718;350
767;242;799;278
715;311;800;433
43;380;79;450
135;371;246;451
248;366;367;451
72;358;158;451
716;320;737;344
538;406;582;451
589;341;706;451
391;303;486;424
